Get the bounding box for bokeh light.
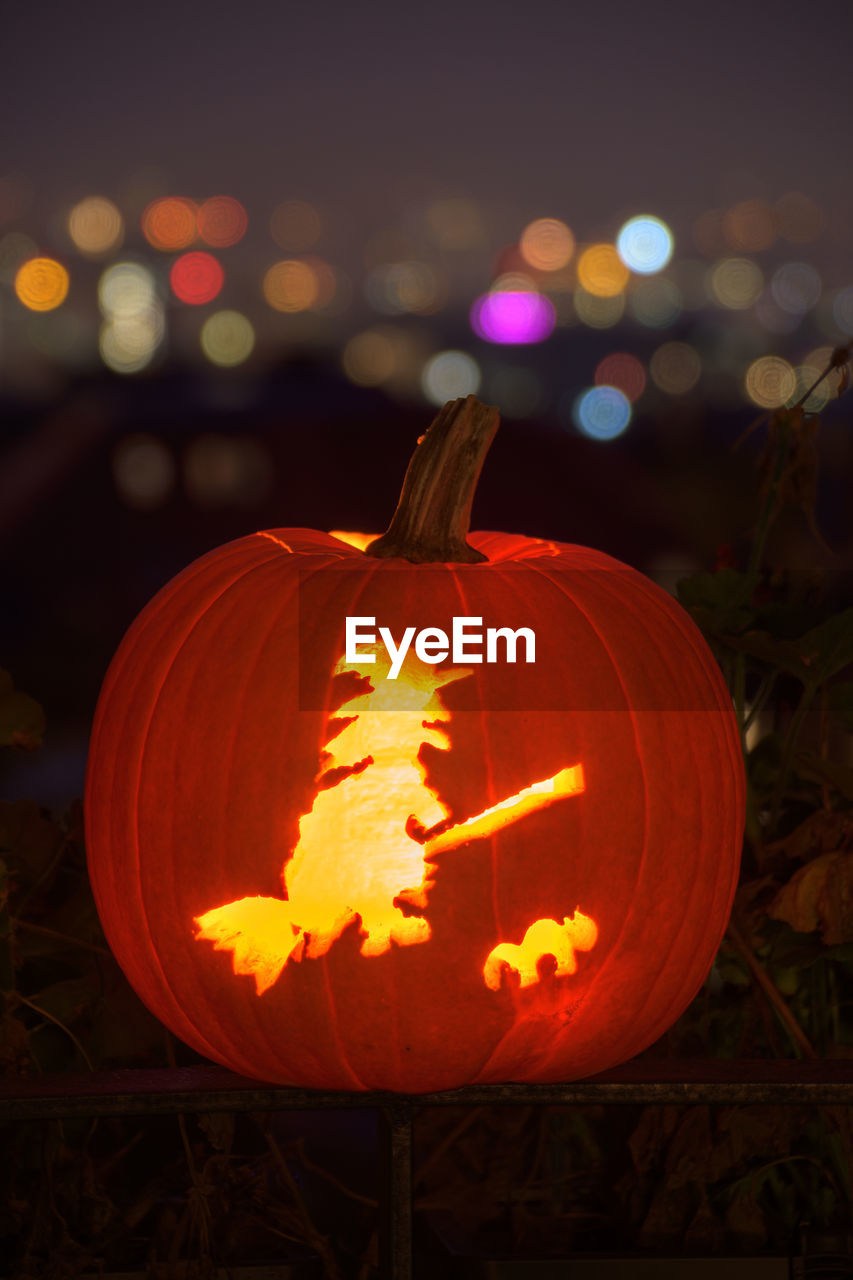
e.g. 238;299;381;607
832;286;853;336
184;434;272;507
471;290;556;344
775;191;824;243
570;386;632;440
200;310;255;366
787;365;830;413
628;278;682;328
263;259;319;312
519;218;575;272
342;329;397;386
425;198;485;250
421;350;481;405
616;216;673;274
721;199;776;252
68;196;124;256
744;355;796;408
142;197;198;250
98;262;157;317
100;310;164;373
573;287;625;329
594;352;646;402
197;196;247;248
708;258;764;309
170;252;224;305
804;345;847;399
576;244;630;297
366;260;440;314
770;262;821;315
270;200;322;251
113;434;176;509
14;258;69;311
649;341;702;394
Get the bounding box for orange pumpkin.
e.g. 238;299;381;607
85;397;743;1092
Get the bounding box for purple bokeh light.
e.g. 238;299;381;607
470;291;556;344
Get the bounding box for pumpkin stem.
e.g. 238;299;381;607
366;395;500;564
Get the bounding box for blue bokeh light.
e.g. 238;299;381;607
571;386;632;440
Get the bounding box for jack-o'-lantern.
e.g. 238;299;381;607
85;397;744;1092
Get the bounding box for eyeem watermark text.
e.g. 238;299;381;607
345;616;536;680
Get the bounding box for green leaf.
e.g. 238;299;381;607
0;670;45;750
676;569;756;635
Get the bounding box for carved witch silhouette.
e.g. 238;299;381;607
195;646;597;994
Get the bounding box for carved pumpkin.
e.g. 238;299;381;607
85;397;744;1092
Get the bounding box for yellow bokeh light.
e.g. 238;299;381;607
342;329;397;386
15;257;69;311
744;356;796;408
708;258;764;309
200;310;255;367
519;218;575;272
99;310;163;374
263;259;319;312
649;342;702;395
576;244;629;298
68;196;124;256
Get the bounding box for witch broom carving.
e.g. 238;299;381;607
195;646;596;994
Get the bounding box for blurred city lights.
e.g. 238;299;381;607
113;434;176;508
197;196;248;248
649;341;702;394
366;260;441;314
708;257;764;309
628;277;682;328
421;350;481;405
804;345;847;398
576;244;630;297
471;290;556;344
270;199;322;251
770;262;821;315
142;197;198;250
68;196;124;256
14;257;69;311
594;352;646;401
100;309;164;373
721;199;776;252
571;386;632;440
342;328;397;385
744;355;796;408
788;365;830;413
519;218;575;272
98;262;157;317
170;252;224;305
616;216;673;274
200;310;255;366
574;287;625;329
263;259;319;312
775;191;824;243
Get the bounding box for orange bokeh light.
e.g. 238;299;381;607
519;218;575;272
197;196;248;248
15;257;70;311
142;197;198;251
576;244;629;297
170;251;224;305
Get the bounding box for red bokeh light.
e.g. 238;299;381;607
197;196;248;248
594;352;646;402
170;251;224;305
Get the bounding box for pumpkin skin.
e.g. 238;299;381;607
85;527;744;1093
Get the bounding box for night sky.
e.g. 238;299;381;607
4;0;853;262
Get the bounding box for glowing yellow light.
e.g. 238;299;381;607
15;257;69;311
68;196;124;256
98;262;157;318
195;649;590;995
329;531;376;551
708;258;764;309
649;342;701;395
744;356;796;408
200;310;255;367
263;259;319;312
520;218;575;272
722;199;776;252
484;911;598;990
574;286;625;329
99;308;164;373
576;244;629;298
270;199;322;251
